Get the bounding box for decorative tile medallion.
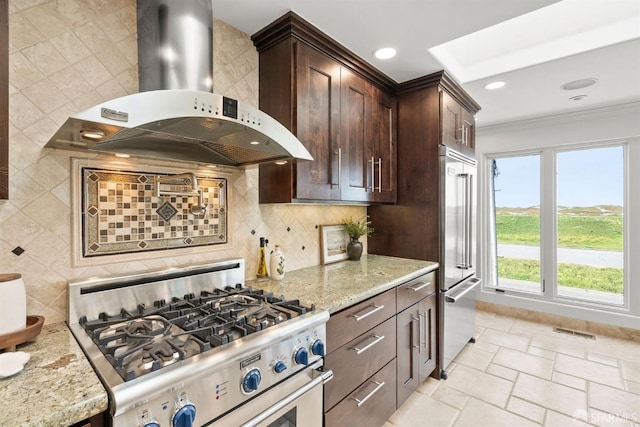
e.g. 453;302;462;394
82;168;227;257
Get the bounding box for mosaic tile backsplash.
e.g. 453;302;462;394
82;168;227;257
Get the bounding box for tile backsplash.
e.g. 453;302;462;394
82;168;227;257
1;1;366;324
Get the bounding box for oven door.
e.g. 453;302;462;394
210;363;333;427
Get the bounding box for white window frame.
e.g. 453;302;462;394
480;140;631;315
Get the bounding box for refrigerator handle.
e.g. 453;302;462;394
457;173;468;269
466;173;473;269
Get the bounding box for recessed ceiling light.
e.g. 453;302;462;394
114;153;130;158
250;141;260;145
561;78;598;91
569;95;588;101
373;47;397;60
484;81;506;90
274;160;288;165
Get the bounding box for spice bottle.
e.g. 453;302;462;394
257;237;269;279
270;245;285;280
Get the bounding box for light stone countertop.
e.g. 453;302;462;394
0;322;108;427
248;254;439;313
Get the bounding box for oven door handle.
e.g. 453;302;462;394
239;369;334;427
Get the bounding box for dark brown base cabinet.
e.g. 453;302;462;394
396;294;436;407
324;271;437;427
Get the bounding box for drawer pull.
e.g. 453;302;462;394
351;334;385;355
350;304;384;321
351;380;385;407
407;281;431;292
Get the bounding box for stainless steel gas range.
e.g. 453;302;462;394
67;259;332;427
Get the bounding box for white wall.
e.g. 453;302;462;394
475;102;640;330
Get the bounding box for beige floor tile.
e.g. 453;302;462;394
528;345;556;360
493;347;553;380
480;328;531;352
432;385;470;410
588;352;620;367
545;410;591;426
453;344;495;371
513;373;587;417
416;377;441;396
389;391;459;427
587;408;639;427
589;382;640;420
624;380;640;394
620;359;640;383
476;311;517;332
555;353;625;389
552;371;587;391
587;336;640;364
455;398;539;427
440;364;514;408
529;333;587;358
507;396;546;423
486;363;519;382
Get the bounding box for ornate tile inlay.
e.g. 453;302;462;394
82;168;227;257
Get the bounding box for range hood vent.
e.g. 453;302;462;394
44;0;312;167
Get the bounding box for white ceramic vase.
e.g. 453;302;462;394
0;274;26;335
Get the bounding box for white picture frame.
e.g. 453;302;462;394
320;224;349;264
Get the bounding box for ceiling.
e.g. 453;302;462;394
211;0;640;128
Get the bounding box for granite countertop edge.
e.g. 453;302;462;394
0;322;109;427
249;254;439;314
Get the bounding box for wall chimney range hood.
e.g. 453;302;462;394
44;0;312;167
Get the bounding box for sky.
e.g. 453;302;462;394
493;146;624;208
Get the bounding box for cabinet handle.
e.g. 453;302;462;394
411;315;420;350
407;281;431;292
377;157;382;192
350;304;384;321
351;334;385;355
337;147;342;189
369;156;375;192
419;312;426;354
350;380;385;407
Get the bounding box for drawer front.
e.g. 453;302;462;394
325;359;397;427
327;288;396;351
324;316;396;410
397;271;436;312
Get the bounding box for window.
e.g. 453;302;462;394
555;146;624;305
486;143;627;308
490;154;542;293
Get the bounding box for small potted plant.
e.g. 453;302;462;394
342;215;374;261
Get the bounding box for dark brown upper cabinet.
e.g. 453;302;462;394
252;12;397;204
1;0;8;200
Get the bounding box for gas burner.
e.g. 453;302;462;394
79;283;314;381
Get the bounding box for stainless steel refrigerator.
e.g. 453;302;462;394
439;146;482;379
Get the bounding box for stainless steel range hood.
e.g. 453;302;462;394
44;0;312;167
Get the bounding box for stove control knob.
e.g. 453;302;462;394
310;339;325;357
294;347;309;366
142;422;160;427
172;401;196;427
274;360;287;374
242;368;262;393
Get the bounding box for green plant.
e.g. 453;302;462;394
343;215;374;239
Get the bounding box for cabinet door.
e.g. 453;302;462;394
340;67;372;202
460;107;475;157
441;90;461;151
418;293;437;380
295;43;341;200
396;304;420;407
370;86;397;203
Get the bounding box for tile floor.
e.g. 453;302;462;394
385;310;640;427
